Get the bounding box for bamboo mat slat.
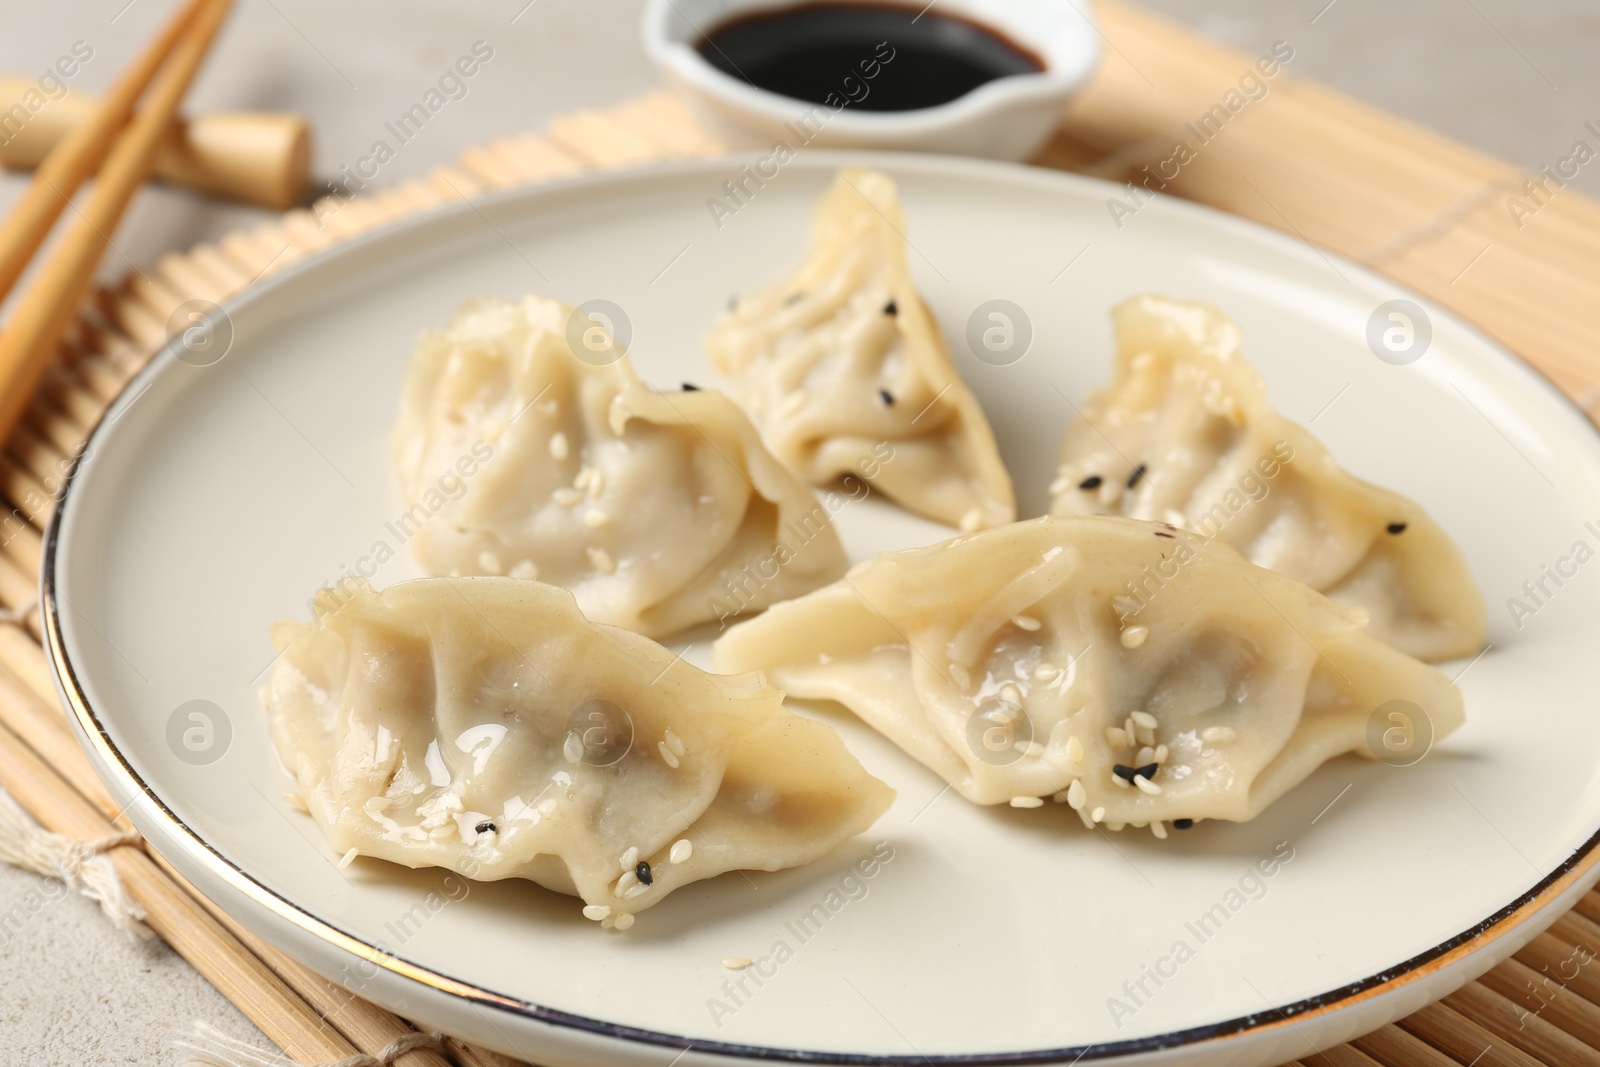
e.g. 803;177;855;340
2;2;1598;1064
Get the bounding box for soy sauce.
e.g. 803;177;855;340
697;2;1045;112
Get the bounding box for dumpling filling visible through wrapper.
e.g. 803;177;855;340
715;516;1463;830
707;168;1015;532
262;577;894;927
1049;294;1486;663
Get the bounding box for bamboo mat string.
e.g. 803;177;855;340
174;1020;451;1067
0;782;146;935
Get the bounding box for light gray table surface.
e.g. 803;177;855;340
0;1;1595;1062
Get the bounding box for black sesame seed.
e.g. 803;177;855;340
1387;522;1407;535
1154;531;1175;539
1126;464;1147;489
1078;475;1103;491
1136;762;1159;780
785;292;804;306
883;299;898;315
878;388;894;406
1112;764;1138;782
682;382;701;392
1173;818;1194;830
635;860;653;885
474;821;497;835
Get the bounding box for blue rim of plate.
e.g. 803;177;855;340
39;151;1600;1064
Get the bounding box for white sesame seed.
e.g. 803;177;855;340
1034;663;1059;681
1134;775;1162;795
478;550;503;574
1066;735;1084;764
588;546;616;574
988;702;1019;724
1130;711;1158;729
658;741;681;769
1111;772;1130;788
1107;821;1126;832
620;847;640;870
510;559;539;580
724;956;754;970
552;487;582;507
1154;744;1169;764
549;432;569;460
948;663;971;690
1049;476;1072;496
587;469;605;496
1105;726;1128;748
1121;626;1149;649
625;883;650;899
284;792;309;813
338;847;358;869
613;912;636;930
615;870;639;897
1098;480;1121;506
1135;724;1156;747
959;507;984;533
670;839;693;864
1091;806;1106;823
562;732;583;765
1151;821;1168;840
1136;746;1156;766
1067;779;1086;810
1009;796;1044;808
1164;509;1187;528
429;824;454;840
583;509;610;528
1000;683;1023;705
665;730;686;757
362;796;390;814
1201;726;1237;743
1012;614;1042;632
583;904;611;921
1124;716;1138;743
1077;807;1097;829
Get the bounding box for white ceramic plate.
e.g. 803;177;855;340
46;154;1600;1067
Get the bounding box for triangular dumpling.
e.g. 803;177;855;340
707;168;1015;532
394;295;848;637
1049;295;1486;662
264;578;894;927
714;516;1462;832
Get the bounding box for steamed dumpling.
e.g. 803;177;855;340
394;295;848;637
1049;295;1485;662
707;168;1015;532
714;516;1463;832
263;577;894;927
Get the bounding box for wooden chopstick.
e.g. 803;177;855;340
0;0;232;445
0;0;215;305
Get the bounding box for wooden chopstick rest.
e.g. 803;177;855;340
0;75;309;210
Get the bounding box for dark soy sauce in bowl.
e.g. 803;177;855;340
697;2;1046;112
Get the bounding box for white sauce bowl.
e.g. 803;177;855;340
642;0;1102;161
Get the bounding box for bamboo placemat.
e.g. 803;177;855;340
3;3;1598;1065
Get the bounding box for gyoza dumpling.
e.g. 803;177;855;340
714;516;1462;833
394;295;848;638
707;168;1015;532
1048;295;1485;662
263;577;894;927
